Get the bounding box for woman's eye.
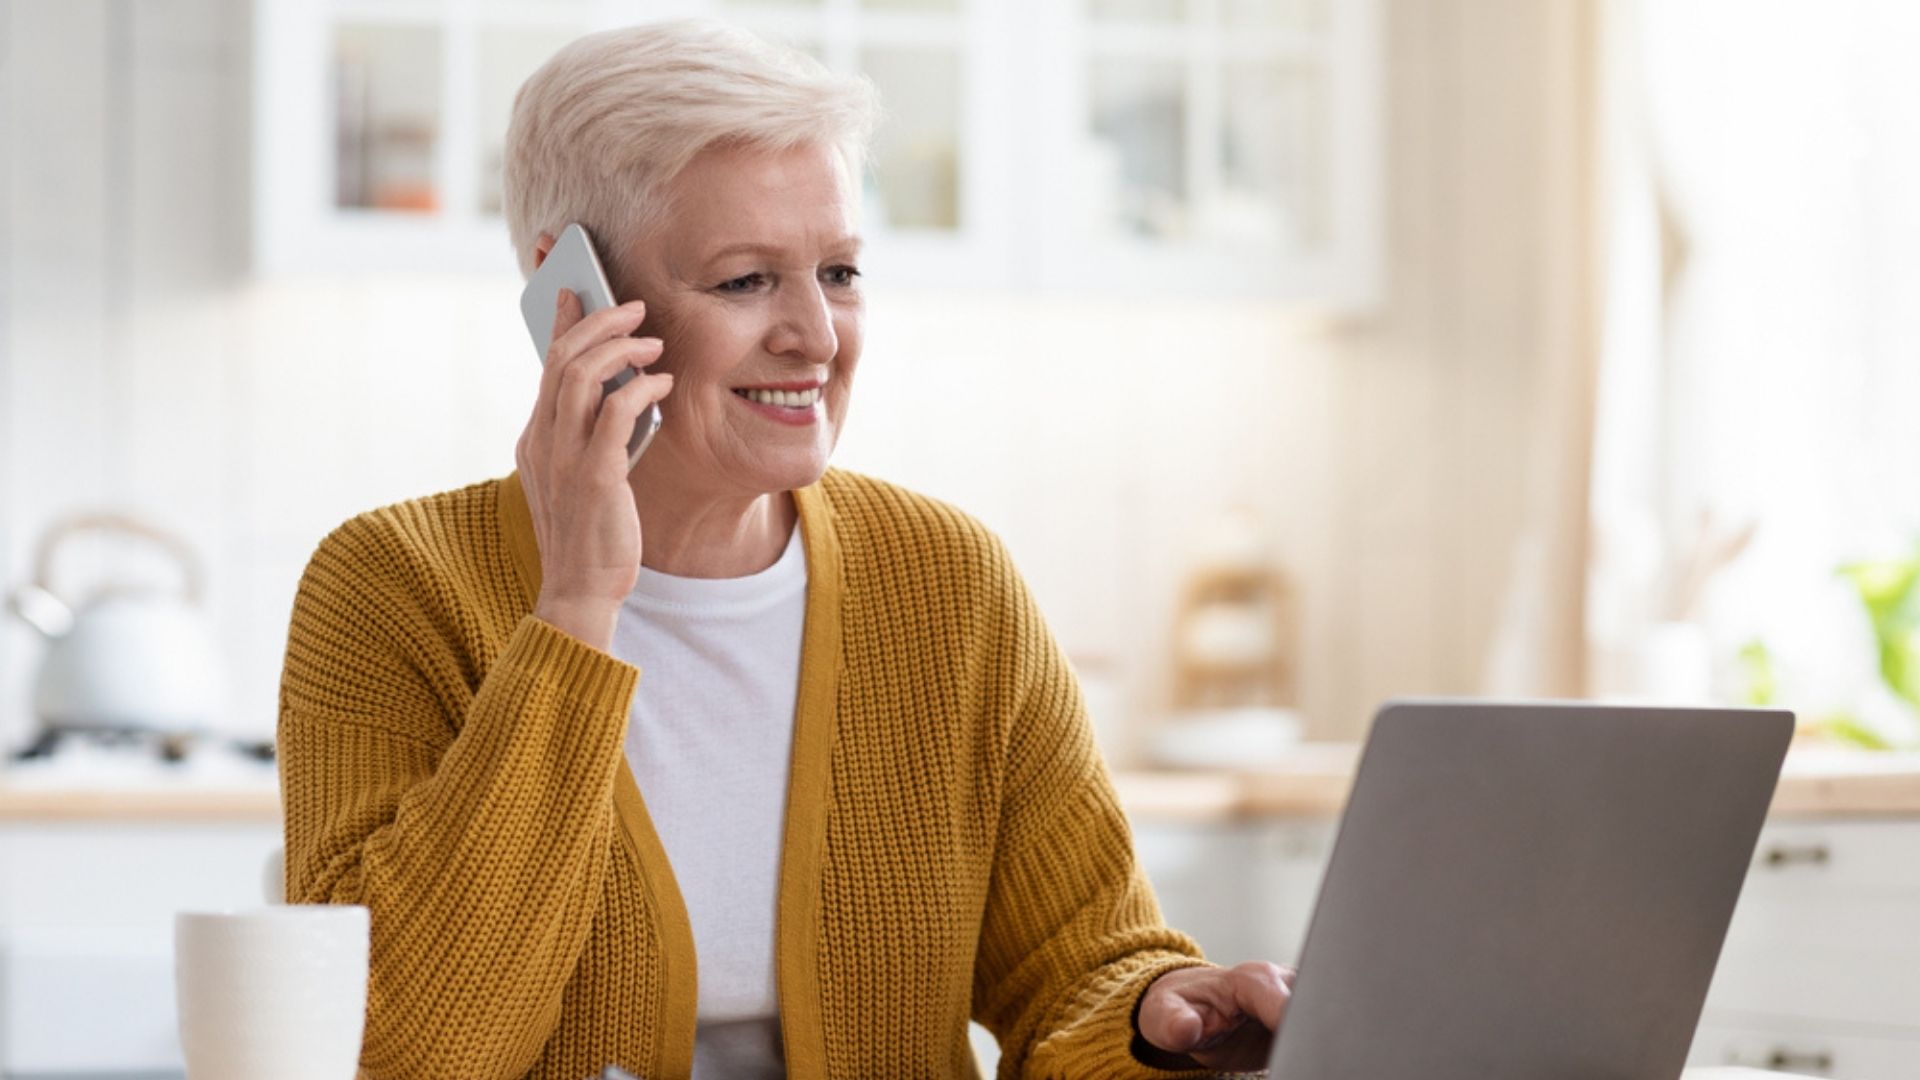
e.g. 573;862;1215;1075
717;267;860;293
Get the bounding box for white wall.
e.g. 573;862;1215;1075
0;0;1597;756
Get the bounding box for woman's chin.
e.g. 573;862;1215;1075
737;448;832;494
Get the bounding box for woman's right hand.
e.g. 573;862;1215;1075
515;288;673;651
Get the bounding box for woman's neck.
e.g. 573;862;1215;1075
627;471;796;580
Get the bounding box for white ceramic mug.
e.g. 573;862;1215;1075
175;905;370;1080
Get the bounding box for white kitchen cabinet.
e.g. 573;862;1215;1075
1685;820;1920;1079
1688;1019;1920;1079
251;0;1381;304
1247;816;1336;959
0;819;281;1075
1133;818;1332;966
1025;0;1380;302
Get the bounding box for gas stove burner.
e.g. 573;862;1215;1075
10;726;274;765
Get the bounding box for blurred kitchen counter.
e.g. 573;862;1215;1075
1114;743;1920;822
0;785;280;821
0;736;282;821
5;743;1920;822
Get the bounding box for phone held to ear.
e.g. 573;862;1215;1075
519;223;663;471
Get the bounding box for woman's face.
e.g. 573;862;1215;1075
614;140;864;500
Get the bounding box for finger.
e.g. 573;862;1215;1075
1228;961;1292;1033
1138;992;1207;1053
552;336;666;447
527;288;583;454
544;297;647;378
588;372;673;469
1189;1015;1275;1072
548;287;584;360
538;299;648;443
552;336;665;441
536;296;646;419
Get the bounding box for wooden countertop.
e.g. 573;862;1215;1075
0;784;280;821
4;745;1919;823
1115;744;1920;822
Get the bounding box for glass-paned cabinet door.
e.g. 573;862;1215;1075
714;0;1001;285
1088;0;1186;22
1036;0;1378;304
858;44;961;231
863;0;959;10
332;23;443;213
1217;57;1328;254
256;0;602;274
1085;54;1188;240
475;22;597;218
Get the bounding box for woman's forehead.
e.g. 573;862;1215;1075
697;234;864;264
670;143;854;220
659;148;860;261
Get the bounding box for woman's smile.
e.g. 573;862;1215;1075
729;384;823;425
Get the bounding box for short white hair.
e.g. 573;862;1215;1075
503;18;882;285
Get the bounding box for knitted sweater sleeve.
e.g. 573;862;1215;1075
970;541;1216;1079
277;515;638;1080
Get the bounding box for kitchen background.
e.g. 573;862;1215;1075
3;0;1920;1076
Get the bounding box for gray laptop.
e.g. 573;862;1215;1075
1266;699;1793;1080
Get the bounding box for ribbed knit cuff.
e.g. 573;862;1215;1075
1042;952;1217;1078
1125;955;1221;1076
508;613;642;708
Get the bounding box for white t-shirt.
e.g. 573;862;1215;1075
611;522;806;1080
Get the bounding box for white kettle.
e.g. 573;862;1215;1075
5;513;228;733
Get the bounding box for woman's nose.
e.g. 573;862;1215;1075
768;281;838;362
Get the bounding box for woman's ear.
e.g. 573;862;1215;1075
532;231;556;270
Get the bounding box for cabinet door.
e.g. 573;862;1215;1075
0;821;283;1073
1688;1019;1920;1080
1134;819;1268;964
1031;0;1380;302
1133;818;1332;966
1249;818;1335;960
678;0;1012;287
1702;821;1920;1030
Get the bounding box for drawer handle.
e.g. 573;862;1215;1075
1765;1047;1833;1072
1762;843;1830;869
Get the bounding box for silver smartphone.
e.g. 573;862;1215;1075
519;223;662;470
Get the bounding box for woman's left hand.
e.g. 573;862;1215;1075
1135;961;1295;1071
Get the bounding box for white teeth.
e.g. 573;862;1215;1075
741;387;821;407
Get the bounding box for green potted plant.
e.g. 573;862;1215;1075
1739;543;1920;750
1837;543;1920;716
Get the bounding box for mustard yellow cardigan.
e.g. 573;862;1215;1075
278;467;1214;1080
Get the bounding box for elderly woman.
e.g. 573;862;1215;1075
279;18;1289;1080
